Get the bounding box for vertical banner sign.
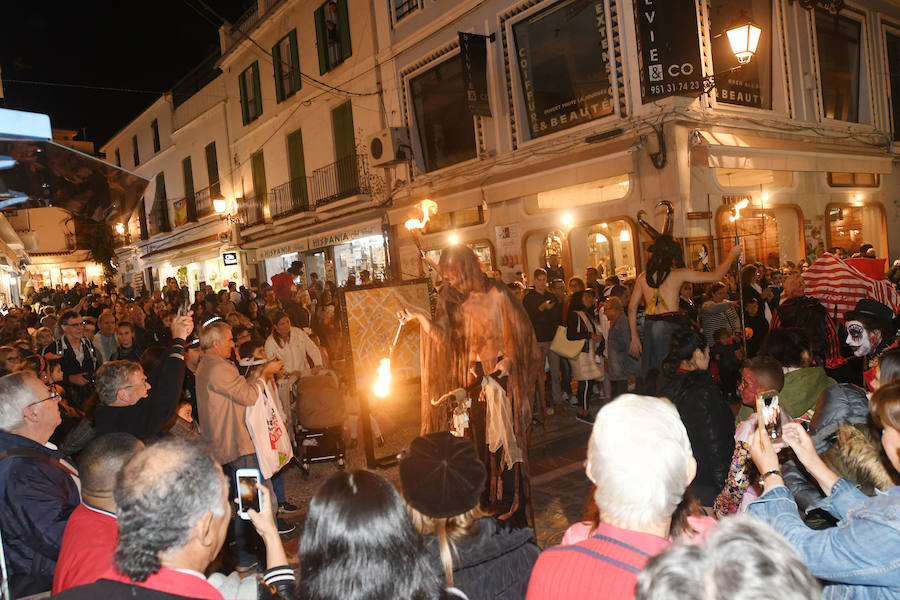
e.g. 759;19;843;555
635;0;704;102
709;0;772;109
459;32;492;117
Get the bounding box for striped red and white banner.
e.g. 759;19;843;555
803;254;900;322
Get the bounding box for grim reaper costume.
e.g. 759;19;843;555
418;245;543;520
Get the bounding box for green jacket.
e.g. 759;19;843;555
736;367;836;423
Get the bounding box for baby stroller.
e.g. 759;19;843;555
292;371;346;477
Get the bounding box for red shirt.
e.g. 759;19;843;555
53;503;118;594
270;272;296;301
526;522;670;600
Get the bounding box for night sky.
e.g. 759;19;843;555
3;1;251;149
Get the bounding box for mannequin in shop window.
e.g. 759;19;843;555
628;201;743;379
398;245;543;523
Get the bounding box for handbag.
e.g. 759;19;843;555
568;312;605;381
550;325;583;359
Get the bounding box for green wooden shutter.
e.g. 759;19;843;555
251;151;267;198
239;71;249;125
182;157;197;222
252;63;262;118
272;41;285;103
287;128;309;205
314;6;328;74
338;0;352;61
289;30;302;92
331;101;355;159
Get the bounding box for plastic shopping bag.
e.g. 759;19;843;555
245;380;294;479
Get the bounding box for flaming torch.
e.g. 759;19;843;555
372;321;405;398
405;200;440;272
730;197;750;357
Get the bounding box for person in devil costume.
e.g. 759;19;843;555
398;245;543;524
628;201;743;377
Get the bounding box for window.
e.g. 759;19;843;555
314;0;352;74
182;156;197;222
716;201;804;267
886;31;900;141
422;206;487;234
273;30;301;102
815;10;863;122
709;0;772;109
825;203;886;256
826;172;879;187
205;142;221;199
410;57;477;172
151;119;160;153
114;149;121;167
132;135;140;166
239;62;263;125
392;0;419;23
512;0;615;139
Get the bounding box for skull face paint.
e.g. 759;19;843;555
846;320;875;357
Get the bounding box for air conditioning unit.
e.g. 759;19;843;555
367;128;410;167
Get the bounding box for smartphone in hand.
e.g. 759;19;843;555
756;390;782;442
235;468;263;520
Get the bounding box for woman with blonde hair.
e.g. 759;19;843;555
399;432;539;599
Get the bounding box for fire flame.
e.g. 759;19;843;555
729;198;749;222
373;358;392;398
404;199;438;231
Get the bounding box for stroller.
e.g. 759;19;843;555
292;371;347;477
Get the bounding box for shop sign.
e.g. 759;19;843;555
459;32;492;117
687;211;712;220
709;0;771;110
308;223;381;250
256;241;309;262
222;251;239;266
513;0;614;139
634;0;703;102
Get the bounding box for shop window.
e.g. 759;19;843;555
709;0;772;109
815;10;865;123
422;205;487;235
239;62;263;125
425;240;495;272
826;172;879;187
410;56;477;172
715;168;793;188
716;201;803;267
569;220;637;281
825;203;886;257
524;229;567;281
273;30;301;102
528;174;630;212
334;234;388;284
887;31;900;141
314;0;352;74
512;0;614;140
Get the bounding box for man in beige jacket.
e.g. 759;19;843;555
195;320;283;571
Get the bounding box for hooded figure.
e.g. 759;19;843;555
399;245;543;521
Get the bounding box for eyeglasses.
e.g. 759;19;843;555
27;386;61;408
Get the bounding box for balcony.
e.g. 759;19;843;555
222;0;285;53
194;184;220;219
238;193;268;228
311;154;371;206
148;203;172;237
270;177;312;220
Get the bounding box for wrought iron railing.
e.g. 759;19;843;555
270;177;311;219
238;194;268;228
310;154;371;206
194;184;219;218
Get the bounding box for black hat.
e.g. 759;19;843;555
845;298;895;331
399;432;486;519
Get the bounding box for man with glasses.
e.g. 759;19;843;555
93;314;194;441
0;371;81;597
43;310;100;411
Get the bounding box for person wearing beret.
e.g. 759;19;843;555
400;432;540;600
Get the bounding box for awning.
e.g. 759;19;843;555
693;130;894;174
388;140;636;225
0;108;148;224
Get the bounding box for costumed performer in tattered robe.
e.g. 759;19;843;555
398;245;543;522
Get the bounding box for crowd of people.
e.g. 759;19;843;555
1;241;899;599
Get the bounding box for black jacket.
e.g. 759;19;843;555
522;289;561;343
649;369;735;506
43;336;99;410
94;339;186;441
424;517;540;600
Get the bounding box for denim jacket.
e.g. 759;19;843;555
747;478;900;599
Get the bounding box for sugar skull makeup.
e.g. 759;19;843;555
846;320;874;357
